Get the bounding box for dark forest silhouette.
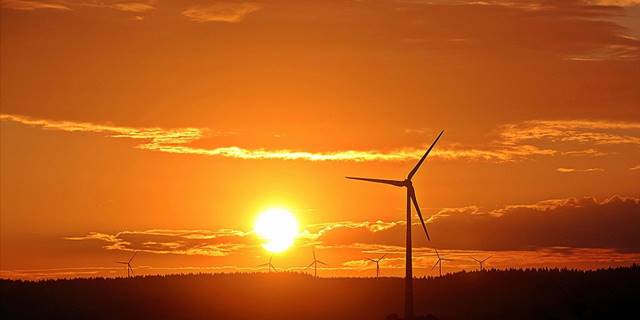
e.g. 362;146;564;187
1;265;638;320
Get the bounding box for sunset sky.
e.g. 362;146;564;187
1;0;639;280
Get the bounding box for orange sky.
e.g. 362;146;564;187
1;0;639;280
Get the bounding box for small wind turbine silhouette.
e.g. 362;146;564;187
116;251;137;278
305;248;327;278
472;256;491;271
432;249;451;277
347;130;443;320
258;256;277;273
366;254;387;278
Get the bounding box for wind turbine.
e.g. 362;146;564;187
432;249;451;277
346;130;444;320
366;254;387;278
472;256;491;271
258;256;277;273
305;248;327;278
116;251;137;278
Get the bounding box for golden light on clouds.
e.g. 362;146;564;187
3;114;638;163
1;0;640;280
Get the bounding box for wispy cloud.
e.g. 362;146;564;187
1;0;156;12
110;2;155;13
556;167;604;173
1;0;70;10
630;164;640;170
500;119;640;145
3;114;638;162
65;229;253;256
182;2;262;23
565;44;640;61
586;0;640;6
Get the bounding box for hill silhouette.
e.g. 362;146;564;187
1;265;638;319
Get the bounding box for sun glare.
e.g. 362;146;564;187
254;208;299;253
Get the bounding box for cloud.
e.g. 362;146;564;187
433;195;640;251
1;0;70;10
3;114;638;162
1;0;156;12
587;0;640;6
556;167;604;172
500;120;640;146
182;2;262;23
110;2;155;13
300;220;404;241
630;164;640;170
565;44;640;61
56;195;640;279
312;195;640;252
65;229;253;256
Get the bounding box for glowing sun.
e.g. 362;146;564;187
254;208;299;253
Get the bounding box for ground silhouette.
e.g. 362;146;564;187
1;265;638;319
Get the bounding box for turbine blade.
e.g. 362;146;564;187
305;262;315;269
129;251;138;263
435;249;440;259
380;254;387;260
366;258;376;263
472;257;480;263
410;190;430;241
257;263;268;267
482;256;491;262
271;265;278;272
407;130;444;180
431;260;439;270
116;262;128;264
345;177;404;187
313;248;316;260
317;260;327;266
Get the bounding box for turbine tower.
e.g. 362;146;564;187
432;249;451;277
116;251;137;278
258;256;277;273
366;254;387;278
346;130;443;320
472;256;491;271
305;248;327;278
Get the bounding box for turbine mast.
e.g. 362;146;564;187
405;188;413;319
346;130;443;320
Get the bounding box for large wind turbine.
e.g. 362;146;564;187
472;256;491;271
432;249;451;277
366;254;387;278
116;251;137;278
305;248;327;278
258;256;277;273
346;130;443;320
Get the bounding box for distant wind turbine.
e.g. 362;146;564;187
258;256;277;273
472;256;491;271
116;251;137;278
432;249;451;277
347;130;444;320
305;248;327;278
366;254;387;278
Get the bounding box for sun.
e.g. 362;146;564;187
254;208;299;253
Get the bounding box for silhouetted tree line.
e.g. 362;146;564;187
1;265;638;320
